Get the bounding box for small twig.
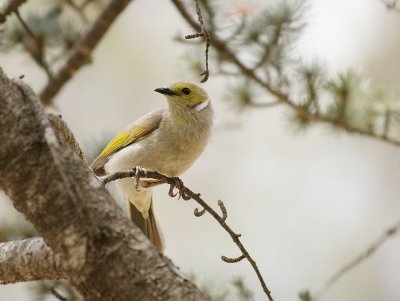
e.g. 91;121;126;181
65;0;89;24
39;0;134;105
0;0;27;23
194;207;206;217
184;0;211;83
103;167;274;301
218;200;227;221
311;219;400;300
14;10;36;40
14;10;54;80
221;254;245;263
51;287;68;301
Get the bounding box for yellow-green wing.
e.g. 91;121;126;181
90;109;164;175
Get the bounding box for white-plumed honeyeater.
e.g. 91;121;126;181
91;82;213;252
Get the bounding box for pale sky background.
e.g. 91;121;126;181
1;0;400;300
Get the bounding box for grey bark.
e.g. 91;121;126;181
0;67;210;301
0;237;62;284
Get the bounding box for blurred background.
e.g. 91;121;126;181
1;0;400;300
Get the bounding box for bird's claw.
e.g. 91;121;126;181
168;177;191;200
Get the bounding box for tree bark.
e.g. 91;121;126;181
0;67;210;301
0;237;62;284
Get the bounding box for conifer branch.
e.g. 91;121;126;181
307;218;400;300
171;0;400;148
103;168;275;301
39;0;134;105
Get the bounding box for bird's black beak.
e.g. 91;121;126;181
154;87;177;96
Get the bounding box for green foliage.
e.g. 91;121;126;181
298;290;312;301
225;80;258;111
231;277;254;301
182;0;400;144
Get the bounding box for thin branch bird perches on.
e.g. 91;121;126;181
103;167;275;301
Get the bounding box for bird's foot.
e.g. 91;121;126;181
168;177;191;200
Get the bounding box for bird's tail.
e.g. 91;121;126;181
129;199;164;252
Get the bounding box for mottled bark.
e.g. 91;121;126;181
0;67;210;301
0;237;62;284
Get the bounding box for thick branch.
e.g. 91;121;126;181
48;113;85;161
39;0;134;105
0;67;210;301
0;237;62;284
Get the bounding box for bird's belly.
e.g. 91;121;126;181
104;130;208;177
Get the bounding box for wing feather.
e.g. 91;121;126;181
90;109;164;174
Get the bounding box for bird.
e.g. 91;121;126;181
90;82;213;252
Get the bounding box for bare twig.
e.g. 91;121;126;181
221;254;245;263
103;168;275;301
39;0;134;105
171;0;400;148
194;207;206;217
183;0;211;83
310;219;400;300
14;10;54;80
0;0;27;23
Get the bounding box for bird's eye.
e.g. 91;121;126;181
182;87;191;95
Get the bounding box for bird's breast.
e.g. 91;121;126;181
105;118;211;177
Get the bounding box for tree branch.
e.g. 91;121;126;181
103;168;275;301
309;218;400;300
48;113;85;161
14;9;54;80
39;0;134;105
0;67;210;301
0;237;63;284
183;0;211;83
0;0;27;23
171;0;400;147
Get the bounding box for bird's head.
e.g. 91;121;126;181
155;82;210;113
